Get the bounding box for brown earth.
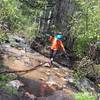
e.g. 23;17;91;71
2;46;75;96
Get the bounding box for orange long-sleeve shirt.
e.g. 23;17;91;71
49;36;65;51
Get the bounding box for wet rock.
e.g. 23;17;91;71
66;76;74;83
52;67;59;71
0;94;19;100
6;80;24;90
60;77;66;82
7;35;32;52
52;61;62;68
8;35;25;43
0;88;36;100
43;62;50;67
24;92;37;100
55;72;63;78
37;90;74;100
46;75;56;86
0;44;11;52
63;76;96;93
0;88;19;100
76;78;96;92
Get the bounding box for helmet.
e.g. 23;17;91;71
55;33;63;40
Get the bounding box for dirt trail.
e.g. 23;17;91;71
2;46;75;96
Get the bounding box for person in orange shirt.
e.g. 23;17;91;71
49;32;66;61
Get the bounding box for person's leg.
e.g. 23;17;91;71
50;49;57;60
52;50;57;59
50;49;53;59
49;49;55;65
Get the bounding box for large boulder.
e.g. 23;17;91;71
37;90;74;100
7;35;32;52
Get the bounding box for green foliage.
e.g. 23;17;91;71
0;29;7;43
0;0;99;56
95;65;100;74
0;74;18;94
0;62;5;68
0;74;15;81
73;0;100;57
0;75;9;81
0;81;18;94
75;92;96;100
73;66;87;80
0;0;47;38
73;57;95;80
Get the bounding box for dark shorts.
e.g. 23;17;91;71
50;49;57;59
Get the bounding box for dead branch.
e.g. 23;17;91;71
0;62;46;74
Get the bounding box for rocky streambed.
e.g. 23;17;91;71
0;35;99;100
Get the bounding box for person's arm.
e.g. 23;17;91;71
49;36;54;42
60;41;66;52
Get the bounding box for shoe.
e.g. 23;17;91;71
48;58;53;66
50;58;53;62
